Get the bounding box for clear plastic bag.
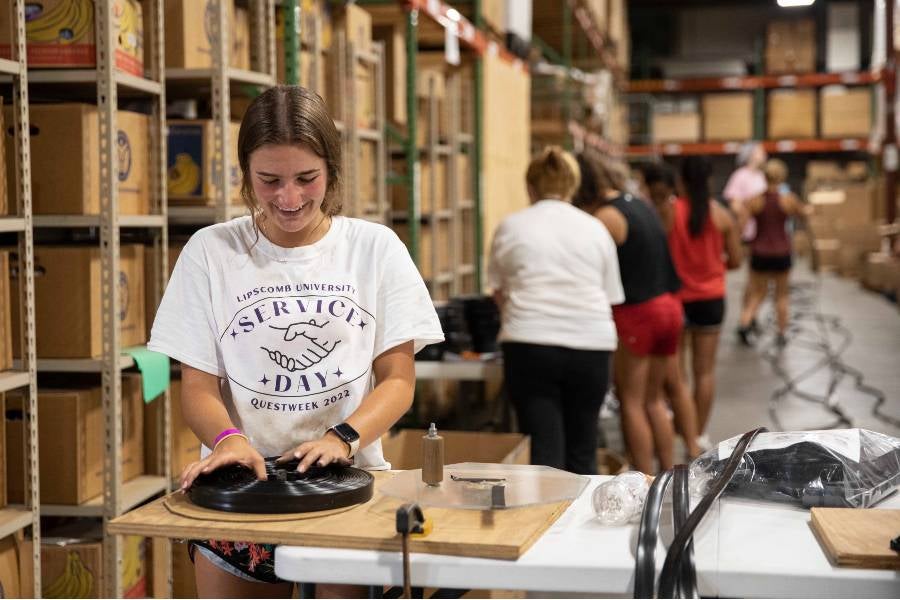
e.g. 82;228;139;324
689;429;900;509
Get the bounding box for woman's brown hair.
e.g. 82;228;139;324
572;149;614;213
237;85;343;234
525;146;581;201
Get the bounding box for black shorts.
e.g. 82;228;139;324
682;298;725;329
751;254;792;273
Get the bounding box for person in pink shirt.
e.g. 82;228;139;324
723;142;768;240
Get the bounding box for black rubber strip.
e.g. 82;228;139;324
634;469;673;599
672;465;697;599
657;428;767;598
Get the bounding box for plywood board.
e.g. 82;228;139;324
482;54;531;290
110;473;568;561
811;507;900;570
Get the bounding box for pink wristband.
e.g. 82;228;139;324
214;428;242;446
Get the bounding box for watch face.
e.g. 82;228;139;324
332;423;360;443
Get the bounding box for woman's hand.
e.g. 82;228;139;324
179;435;267;491
277;431;352;473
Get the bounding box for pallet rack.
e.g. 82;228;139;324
626;70;880;158
0;1;39;596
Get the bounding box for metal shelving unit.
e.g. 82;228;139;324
0;2;40;595
627;137;873;158
15;1;172;596
166;0;276;226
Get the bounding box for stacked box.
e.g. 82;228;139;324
167;120;243;206
0;0;143;76
820;86;871;138
0;252;11;372
4;104;150;215
10;246;146;359
144;379;201;478
766;19;816;74
6;375;144;505
768;89;816;139
165;0;250;70
702;93;753;141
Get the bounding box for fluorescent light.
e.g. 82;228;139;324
777;0;815;7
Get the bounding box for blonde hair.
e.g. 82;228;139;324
526;146;581;201
764;158;788;184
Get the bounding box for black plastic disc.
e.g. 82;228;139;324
188;457;375;514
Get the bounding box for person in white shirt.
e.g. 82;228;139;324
149;85;443;597
488;146;624;474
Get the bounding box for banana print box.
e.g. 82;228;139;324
0;0;144;76
3;104;151;215
9;245;146;359
167;120;242;206
42;536;146;599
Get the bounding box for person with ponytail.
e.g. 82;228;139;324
575;151;699;474
648;158;742;448
488;146;624;475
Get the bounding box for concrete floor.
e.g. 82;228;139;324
705;261;900;444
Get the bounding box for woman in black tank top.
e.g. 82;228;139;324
574;151;700;473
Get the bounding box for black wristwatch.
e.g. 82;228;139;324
328;422;360;458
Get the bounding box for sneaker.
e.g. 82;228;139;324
750;318;761;334
776;333;788;348
737;326;755;347
696;433;713;453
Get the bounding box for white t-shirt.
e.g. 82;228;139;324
148;216;444;469
487;199;624;351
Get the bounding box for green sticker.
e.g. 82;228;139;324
123;346;170;404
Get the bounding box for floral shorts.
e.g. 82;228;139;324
189;539;282;584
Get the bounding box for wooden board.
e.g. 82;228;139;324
163;492;357;523
811;508;900;570
109;473;569;561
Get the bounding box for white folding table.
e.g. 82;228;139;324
275;476;900;598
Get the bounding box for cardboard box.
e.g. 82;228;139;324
395;220;450;280
167;120;242;206
42;534;146;599
333;3;371;52
374;24;407;125
0;97;7;216
820;86;871;138
0;0;143;76
355;62;377;129
10;245;146;359
808;183;875;226
165;0;250;70
652;112;701;144
6;375;144;505
768;89;816;139
766;19;816;74
813;238;841;271
863;252;900;293
702;93;753;141
0;252;12;372
421;158;448;213
172;541;197;599
357;141;378;211
144;239;186;335
381;429;530;470
144;379;201;478
0;393;5;509
0;534;21;599
3;104;150;215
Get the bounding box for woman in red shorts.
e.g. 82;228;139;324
574;151;699;474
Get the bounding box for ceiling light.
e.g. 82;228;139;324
777;0;815;7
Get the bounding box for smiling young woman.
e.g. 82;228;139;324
148;86;444;598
